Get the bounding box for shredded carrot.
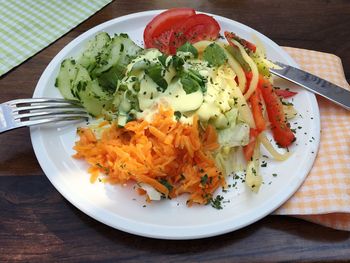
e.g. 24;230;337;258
98;120;109;127
137;188;147;196
73;106;225;206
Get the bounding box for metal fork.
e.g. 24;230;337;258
0;98;89;133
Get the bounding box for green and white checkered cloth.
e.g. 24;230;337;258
0;0;112;77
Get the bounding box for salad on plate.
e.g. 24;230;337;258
54;8;298;208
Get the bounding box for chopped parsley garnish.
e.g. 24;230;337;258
281;100;293;106
200;174;208;186
210;195;224;209
159;179;173;192
174;111;182;120
96;163;110;174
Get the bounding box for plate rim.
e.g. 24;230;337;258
30;10;321;240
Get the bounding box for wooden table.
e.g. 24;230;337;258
1;0;349;261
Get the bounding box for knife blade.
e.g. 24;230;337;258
269;62;350;111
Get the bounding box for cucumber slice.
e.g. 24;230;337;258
77;32;111;72
56;33;141;117
97;64;126;94
119;98;131;113
73;65;112;116
72;64;91;100
78;89;112;117
92;34;142;76
90;79;110;99
117;113;128;127
90;35;122;76
117;33;142;66
55;59;79;100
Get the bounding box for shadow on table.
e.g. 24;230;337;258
3;175;349;262
59;199;349;254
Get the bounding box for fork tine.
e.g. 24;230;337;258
13;108;88;120
0;98;90;133
18;114;89;127
13;104;82;112
6;97;84;112
7;98;81;105
12;104;84;112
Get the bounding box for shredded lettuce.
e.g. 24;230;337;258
218;122;250;148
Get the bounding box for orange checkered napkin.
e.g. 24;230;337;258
273;47;350;231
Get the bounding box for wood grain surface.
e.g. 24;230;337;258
0;0;349;262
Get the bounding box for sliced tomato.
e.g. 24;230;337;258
259;77;295;147
143;8;196;53
168;14;220;54
249;87;266;133
243;128;259;161
225;31;256;53
274;89;297;98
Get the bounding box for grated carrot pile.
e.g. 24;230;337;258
73;106;226;206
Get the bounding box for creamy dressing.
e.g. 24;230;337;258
119;47;242;125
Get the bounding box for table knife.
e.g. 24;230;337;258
269;62;350;111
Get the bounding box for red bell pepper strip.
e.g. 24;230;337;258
243;128;259;161
259;77;295;147
244;71;253;94
244;83;266;161
274;89;297;98
249;87;266;133
224;31;257;53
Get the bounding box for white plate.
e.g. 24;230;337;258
31;10;320;239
